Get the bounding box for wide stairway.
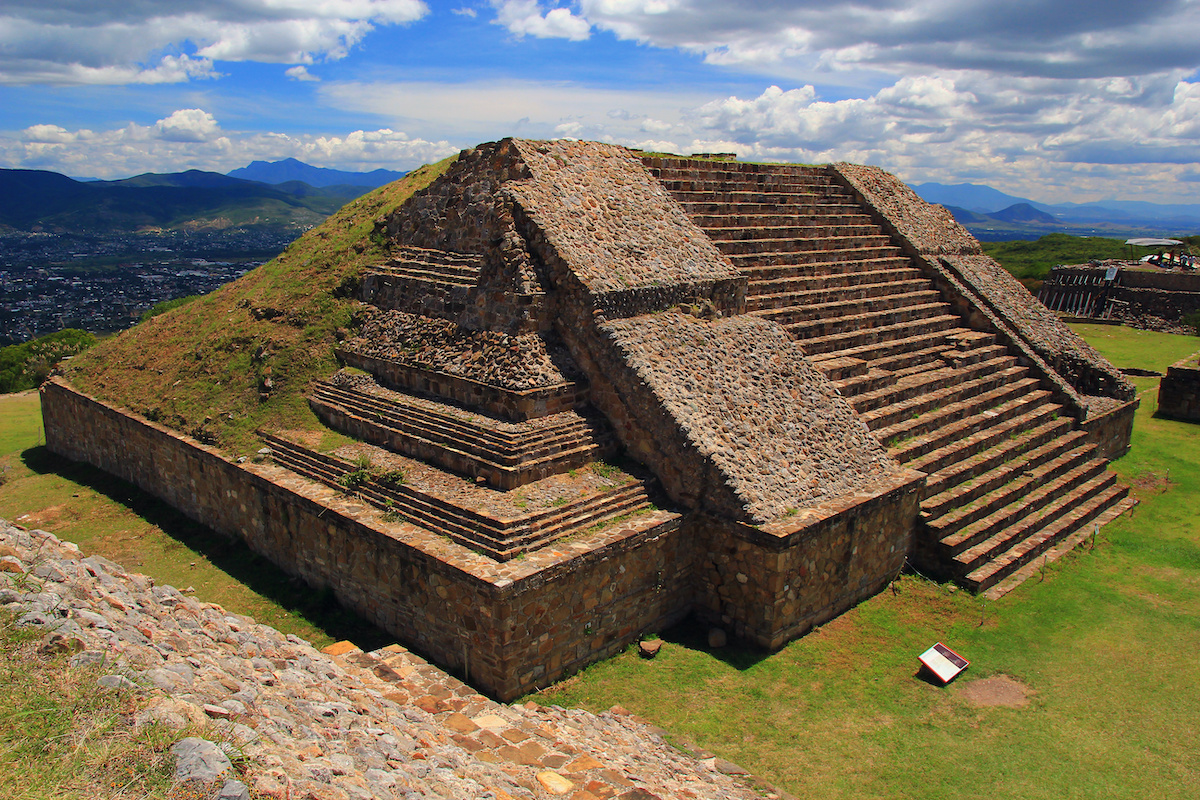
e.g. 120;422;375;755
648;158;1130;593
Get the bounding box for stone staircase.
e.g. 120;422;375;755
309;381;617;490
374;245;485;287
261;433;655;561
648;158;1130;593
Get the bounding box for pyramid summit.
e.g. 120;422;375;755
44;138;1137;699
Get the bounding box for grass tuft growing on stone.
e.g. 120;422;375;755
0;608;181;799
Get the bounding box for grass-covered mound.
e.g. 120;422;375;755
63;157;456;455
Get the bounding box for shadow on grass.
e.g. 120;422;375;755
656;615;771;671
19;444;395;652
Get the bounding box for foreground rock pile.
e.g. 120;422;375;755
0;521;774;800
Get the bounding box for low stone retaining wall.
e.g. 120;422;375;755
40;378;690;700
336;350;586;421
1158;356;1200;421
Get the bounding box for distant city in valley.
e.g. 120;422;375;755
0;229;289;344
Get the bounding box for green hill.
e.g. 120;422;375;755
61;158;454;453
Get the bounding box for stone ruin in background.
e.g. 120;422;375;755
43;139;1139;699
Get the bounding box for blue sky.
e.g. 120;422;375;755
2;1;1200;205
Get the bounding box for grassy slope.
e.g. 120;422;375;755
537;325;1200;800
63;157;454;455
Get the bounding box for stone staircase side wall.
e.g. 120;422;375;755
39;378;696;700
579;312;900;525
692;469;923;649
504;139;746;319
829;164;1136;409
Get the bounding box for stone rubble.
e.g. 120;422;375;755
0;520;779;800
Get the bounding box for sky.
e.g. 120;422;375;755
2;1;1200;204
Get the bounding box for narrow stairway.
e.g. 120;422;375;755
647;158;1130;593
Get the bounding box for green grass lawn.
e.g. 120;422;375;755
2;326;1199;799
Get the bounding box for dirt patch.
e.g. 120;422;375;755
14;504;81;532
956;674;1032;708
1130;470;1171;500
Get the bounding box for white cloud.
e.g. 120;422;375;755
154;109;221;143
576;0;1200;81
0;0;430;85
492;1;592;40
1;111;457;178
322;72;1200;203
322;79;712;140
286;65;320;81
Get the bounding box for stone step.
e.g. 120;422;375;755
368;265;479;288
878;379;1048;450
658;178;836;196
756;289;944;327
834;367;897;398
901;399;1062;477
727;244;905;269
690;209;872;228
788;301;953;341
705;224;883;242
800;315;963;357
683;200;864;217
313;384;604;457
263;434;654;560
817;356;869;382
856;358;1021;420
919;416;1077;500
745;256;914;283
748;277;931;312
920;429;1091;521
669;187;851;205
961;483;1130;593
310;384;616;489
930;443;1099;543
950;464;1116;573
942;343;1010;369
715;234;894;256
747;268;926;304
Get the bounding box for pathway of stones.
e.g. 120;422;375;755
0;521;785;800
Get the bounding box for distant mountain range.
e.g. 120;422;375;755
6;158;1196;240
229;158;406;188
913;182;1200;241
0;159;407;234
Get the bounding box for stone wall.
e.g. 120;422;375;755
693;470;923;648
336;349;586;421
40;378;696;701
1040;264;1200;334
1159;356;1200;421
